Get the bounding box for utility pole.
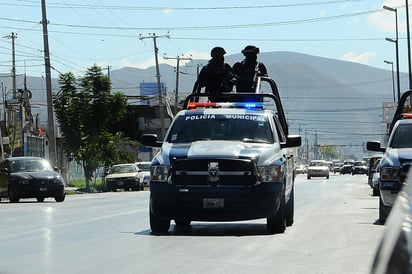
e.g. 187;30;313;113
196;63;203;78
139;33;170;139
7;33;17;99
107;65;111;79
163;55;192;105
41;0;57;165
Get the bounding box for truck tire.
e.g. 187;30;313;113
149;201;170;233
285;186;294;227
55;194;65;202
267;188;286;234
379;194;390;224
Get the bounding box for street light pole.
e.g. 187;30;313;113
383;5;401;101
406;0;412;89
384;60;396;102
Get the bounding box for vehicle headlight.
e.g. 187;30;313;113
258;166;282;183
381;166;400;181
151;165;170;182
55;175;64;184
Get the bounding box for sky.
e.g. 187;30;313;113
0;0;410;80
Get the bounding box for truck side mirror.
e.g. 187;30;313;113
141;134;162;147
366;141;386;152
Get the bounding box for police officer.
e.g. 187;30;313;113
194;47;235;100
233;45;267;93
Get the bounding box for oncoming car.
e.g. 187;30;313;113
135;161;151;188
105;163;143;192
0;156;66;203
351;161;368;175
307;160;330;179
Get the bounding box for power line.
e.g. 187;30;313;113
2;0;369;11
0;9;381;31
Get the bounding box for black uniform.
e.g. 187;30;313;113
233;45;267;93
193;47;235;101
197;60;235;94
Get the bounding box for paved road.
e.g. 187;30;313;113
0;173;384;274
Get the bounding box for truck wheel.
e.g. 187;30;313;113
379;194;390;224
372;187;379;196
150;203;170;233
55;194;65;202
285;186;294;227
267;188;286;234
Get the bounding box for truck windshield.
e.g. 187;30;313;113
390;124;412;148
166;114;274;144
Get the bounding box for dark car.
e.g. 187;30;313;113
351;161;368;175
340;159;354;174
368;155;382;189
369;169;412;274
370;159;382;197
0;156;66;203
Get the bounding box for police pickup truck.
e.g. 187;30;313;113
367;90;412;223
141;76;301;234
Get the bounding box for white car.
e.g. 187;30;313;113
135;162;151;188
307;160;330;179
105;163;142;192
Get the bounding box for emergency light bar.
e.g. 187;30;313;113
187;102;264;110
402;113;412;119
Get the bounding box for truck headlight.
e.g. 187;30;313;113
151;165;170;182
381;166;400;181
258;166;282;183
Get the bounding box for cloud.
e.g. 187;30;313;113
163;8;174;14
368;0;406;32
340;51;376;65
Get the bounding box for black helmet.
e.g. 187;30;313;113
242;45;260;55
211;47;226;58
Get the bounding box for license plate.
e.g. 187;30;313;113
40;187;47;191
117;181;124;186
203;198;224;208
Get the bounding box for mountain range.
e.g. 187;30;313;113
1;51;407;159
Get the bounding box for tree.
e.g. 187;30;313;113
54;65;138;192
319;144;339;160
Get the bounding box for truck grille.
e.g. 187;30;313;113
171;158;257;186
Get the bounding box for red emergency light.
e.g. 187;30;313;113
187;102;264;110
